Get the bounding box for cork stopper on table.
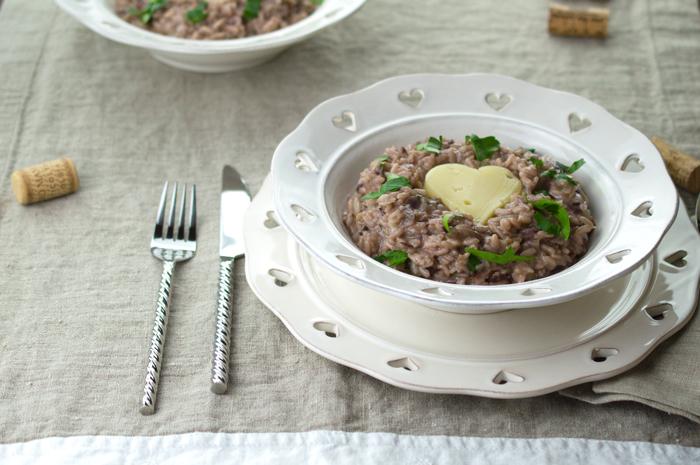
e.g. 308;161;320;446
11;158;80;205
651;137;700;194
548;3;609;38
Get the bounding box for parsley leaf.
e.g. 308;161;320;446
557;158;586;174
531;198;571;240
467;254;481;272
243;0;261;21
442;213;455;233
555;173;577;185
373;250;408;267
185;1;208;23
362;172;411;200
541;158;585;185
467;134;500;161
529;156;544;170
416;136;443;154
528;148;536;153
128;0;167;24
466;247;534;267
373;155;389;167
541;169;574;185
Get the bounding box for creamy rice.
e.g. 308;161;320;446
342;137;596;285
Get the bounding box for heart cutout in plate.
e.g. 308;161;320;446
631;201;653;218
332;111;357;132
620;154;645;172
294;151;320;172
568;113;592;133
398;88;424;108
485;92;512;111
263;210;279;229
387;357;419;371
492;370;525;385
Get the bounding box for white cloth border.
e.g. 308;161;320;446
1;431;698;464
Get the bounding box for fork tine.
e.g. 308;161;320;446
177;184;187;240
166;183;178;239
188;184;197;242
153;181;168;239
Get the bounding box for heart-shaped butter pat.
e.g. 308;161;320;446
424;164;522;223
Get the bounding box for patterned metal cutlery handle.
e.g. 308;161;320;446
140;260;175;415
211;258;234;394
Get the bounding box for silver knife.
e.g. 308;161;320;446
211;165;251;394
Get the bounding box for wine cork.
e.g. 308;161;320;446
548;4;609;38
11;158;80;205
651;137;700;193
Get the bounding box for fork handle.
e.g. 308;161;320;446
211;258;235;394
140;260;175;415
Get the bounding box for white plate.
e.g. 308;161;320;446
54;0;366;73
247;176;699;397
270;74;678;312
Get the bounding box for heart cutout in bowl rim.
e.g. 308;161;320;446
568;112;592;133
485;92;512;111
398;88;425;108
331;111;357;132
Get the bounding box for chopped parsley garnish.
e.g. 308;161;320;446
309;0;324;5
362;172;411;200
541;170;575;185
557;159;586;174
467;254;481;272
529;156;544;170
243;0;261;20
373;250;408;267
466;247;533;271
185;1;208;23
531;198;571;240
442;213;455;233
373;155;389;167
541;158;585;185
467;134;500;161
416;136;443;154
128;0;167;24
527;148;536;153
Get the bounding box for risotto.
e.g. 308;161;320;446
115;0;320;40
342;135;596;285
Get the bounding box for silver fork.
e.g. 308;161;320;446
140;181;197;415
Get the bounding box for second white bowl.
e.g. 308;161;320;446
55;0;367;72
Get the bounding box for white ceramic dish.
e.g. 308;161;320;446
247;176;699;397
54;0;366;72
271;73;678;313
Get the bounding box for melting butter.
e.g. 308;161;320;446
424;164;522;224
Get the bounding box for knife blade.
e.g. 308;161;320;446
211;165;251;394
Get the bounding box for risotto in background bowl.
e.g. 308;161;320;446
270;74;678;313
54;0;366;72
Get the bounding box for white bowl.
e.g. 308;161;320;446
271;73;678;313
54;0;366;73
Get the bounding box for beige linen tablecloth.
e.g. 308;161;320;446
1;0;699;447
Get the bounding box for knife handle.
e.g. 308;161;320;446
211;258;235;394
